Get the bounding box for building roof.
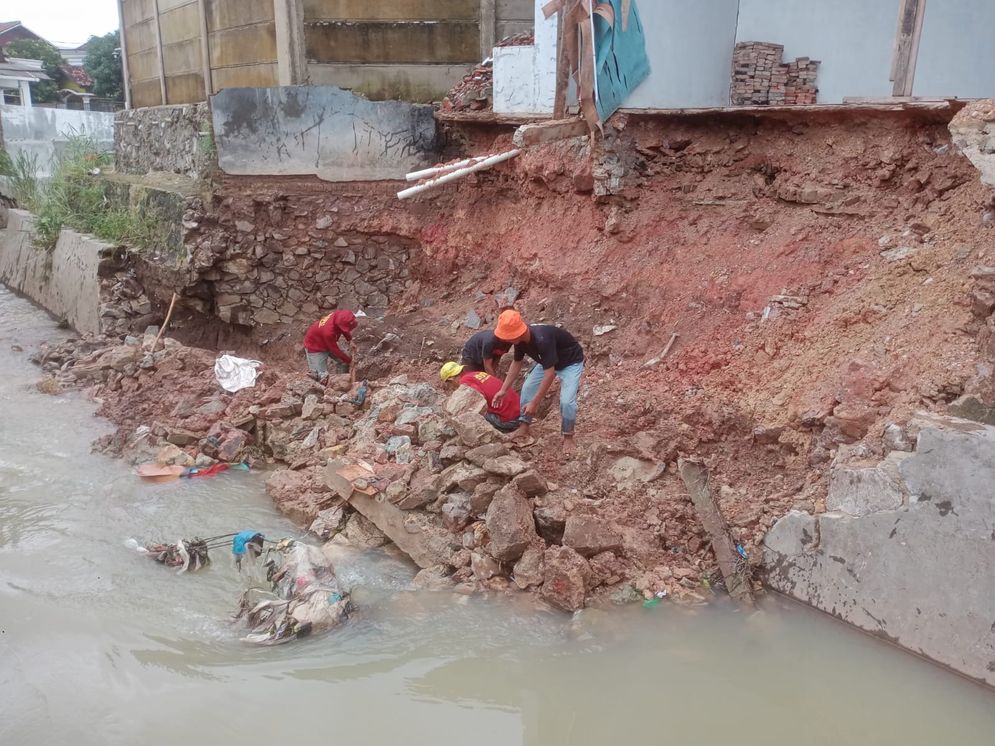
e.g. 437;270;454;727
0;21;42;44
0;56;52;82
62;63;93;87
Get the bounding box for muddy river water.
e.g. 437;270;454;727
2;285;994;745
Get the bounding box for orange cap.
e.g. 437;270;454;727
495;309;527;341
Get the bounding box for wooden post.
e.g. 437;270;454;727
151;0;167;104
480;0;496;60
891;0;927;97
553;5;569;118
274;0;307;86
678;459;756;609
196;0;213;99
116;0;132;109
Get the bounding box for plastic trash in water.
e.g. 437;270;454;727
214;354;262;393
642;598;660;608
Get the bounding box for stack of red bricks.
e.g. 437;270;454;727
731;42;819;106
783;57;819;105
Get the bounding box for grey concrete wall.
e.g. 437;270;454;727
764;413;995;687
735;0;902;103
211;86;438;181
0;210;106;334
913;0;995;99
0;106;115;179
626;0;740;109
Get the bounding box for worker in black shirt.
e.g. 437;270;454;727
492;309;584;448
460;329;509;375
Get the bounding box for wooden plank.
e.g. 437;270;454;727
130;78;164;108
304;0;478;21
151;0;168;104
125;18;158;54
117;0;133;109
304;21;479;65
209;23;277;67
161;38;203;75
480;0;497;59
678;458;755;608
553;6;568;118
165;71;207;103
892;0;926;97
122;0;156;27
210;62;279;89
513;117;587;146
197;0;213;96
205;0;273;31
496;0;533;22
127;48;162;81
157;2;202;44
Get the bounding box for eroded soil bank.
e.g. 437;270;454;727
27;106;995;612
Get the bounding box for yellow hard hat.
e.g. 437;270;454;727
440;361;465;382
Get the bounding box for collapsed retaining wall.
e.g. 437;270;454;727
0;209;151;336
764;413;995;687
211;86;438;182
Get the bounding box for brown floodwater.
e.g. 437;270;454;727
2;285;994;746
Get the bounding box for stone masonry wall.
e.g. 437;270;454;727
182;187;414;327
115;103;215;180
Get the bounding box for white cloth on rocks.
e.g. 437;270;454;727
214;355;262;392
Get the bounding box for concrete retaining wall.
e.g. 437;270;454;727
211;86;437;181
0;105;115;179
764;413;995;687
0;210;107;334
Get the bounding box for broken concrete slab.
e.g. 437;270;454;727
764;414;995;687
826;451;910;516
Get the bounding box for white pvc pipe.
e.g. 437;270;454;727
397;149;522;200
405;156;486;182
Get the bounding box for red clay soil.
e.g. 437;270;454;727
74;108;995;601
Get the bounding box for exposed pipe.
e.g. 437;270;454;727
405;156;487;182
397;149;521;200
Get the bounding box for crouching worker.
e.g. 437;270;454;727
491;310;584;449
460;329;510;375
440;361;521;432
304;310;357;383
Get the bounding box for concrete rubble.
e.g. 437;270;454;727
764;413;995;687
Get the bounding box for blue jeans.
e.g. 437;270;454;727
520;362;583;435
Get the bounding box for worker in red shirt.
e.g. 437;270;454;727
440;361;520;432
304;310;358;383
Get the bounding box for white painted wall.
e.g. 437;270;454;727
913;0;995;99
0;105;115;178
735;0;903;103
493;1;558;115
627;0;740;109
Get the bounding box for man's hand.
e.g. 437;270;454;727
493;390;507;408
523;401;538;418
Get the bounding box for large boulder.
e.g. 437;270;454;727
562;515;623;558
513;546;545;590
540;546;591;612
465;442;511;467
451;412;497;448
484;484;539;561
436;461;490;494
266;467;339;525
446;385;487;416
483;455;529;478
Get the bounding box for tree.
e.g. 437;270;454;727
83;32;124;101
5;38;65;103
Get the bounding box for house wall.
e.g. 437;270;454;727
913;0;995;99
735;0;902;104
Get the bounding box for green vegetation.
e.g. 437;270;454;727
5;38;66;103
0;147;41;207
5;134;166;252
83;32;125;101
